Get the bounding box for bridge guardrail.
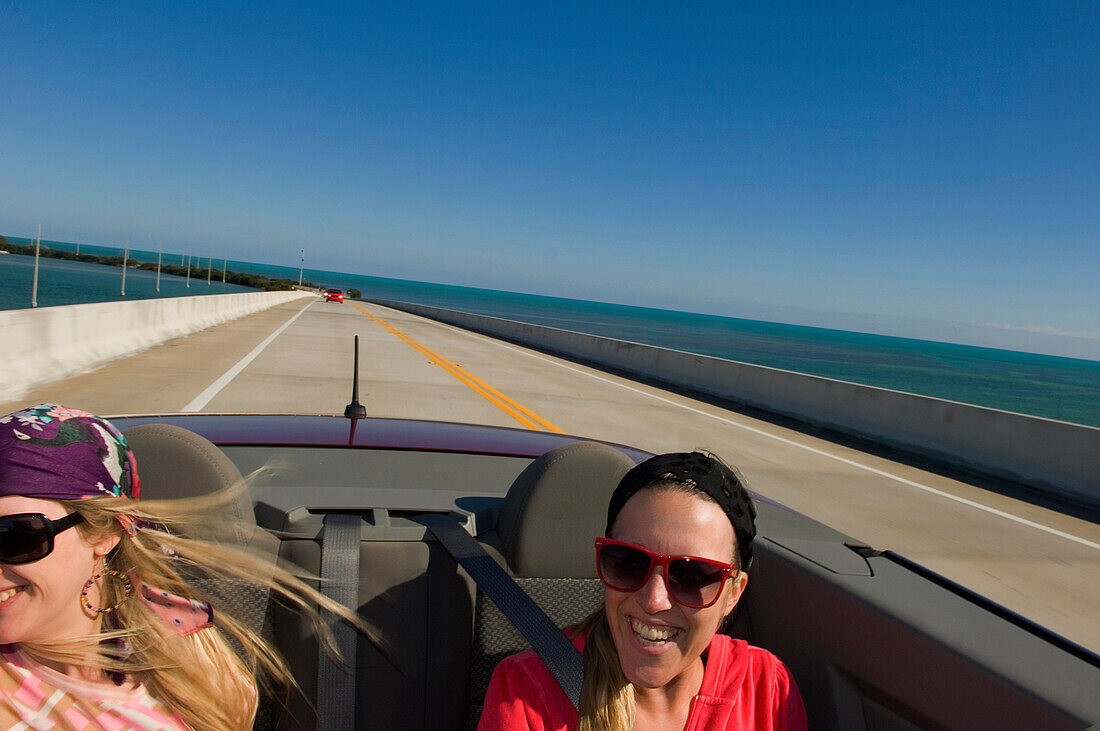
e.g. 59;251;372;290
1;290;313;403
371;299;1099;511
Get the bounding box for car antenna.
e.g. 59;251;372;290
344;335;368;420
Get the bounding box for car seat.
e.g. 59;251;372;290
468;441;636;727
123;423;282;729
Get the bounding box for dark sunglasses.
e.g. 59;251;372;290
0;512;85;565
595;537;737;609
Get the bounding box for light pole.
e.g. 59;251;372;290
156;243;162;293
120;238;129;296
31;223;41;308
298;249;304;286
186;251;191;288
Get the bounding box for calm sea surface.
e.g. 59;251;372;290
0;243;254;309
4;237;1098;427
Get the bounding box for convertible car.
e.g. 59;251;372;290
115;412;1100;730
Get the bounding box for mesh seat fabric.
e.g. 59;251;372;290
469;578;605;729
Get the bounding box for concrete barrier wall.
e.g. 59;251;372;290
1;290;313;403
371;299;1100;507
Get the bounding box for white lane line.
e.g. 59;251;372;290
181;299;315;413
410;313;1100;551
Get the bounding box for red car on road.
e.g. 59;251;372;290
324;288;344;302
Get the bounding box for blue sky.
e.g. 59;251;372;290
2;2;1097;358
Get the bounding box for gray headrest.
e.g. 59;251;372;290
497;441;635;578
123;423;254;528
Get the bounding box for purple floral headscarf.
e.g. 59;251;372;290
0;405;214;637
0;404;140;501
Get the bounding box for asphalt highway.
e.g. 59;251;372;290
5;297;1098;652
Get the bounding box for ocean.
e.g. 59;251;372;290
3;237;1099;428
0;240;256;308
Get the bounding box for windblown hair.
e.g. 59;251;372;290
577;476;746;731
17;486;371;731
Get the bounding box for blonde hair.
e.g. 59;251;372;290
18;487;371;731
577;609;634;731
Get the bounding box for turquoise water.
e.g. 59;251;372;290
3;237;1098;427
0;240;255;308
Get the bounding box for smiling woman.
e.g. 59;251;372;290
0;404;370;731
478;452;807;731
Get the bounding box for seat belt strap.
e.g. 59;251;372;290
413;512;584;711
317;513;361;731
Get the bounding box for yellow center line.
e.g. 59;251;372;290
350;303;563;433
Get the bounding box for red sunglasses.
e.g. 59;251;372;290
594;537;737;609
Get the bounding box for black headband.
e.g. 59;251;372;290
606;452;757;569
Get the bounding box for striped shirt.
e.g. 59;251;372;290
0;645;189;730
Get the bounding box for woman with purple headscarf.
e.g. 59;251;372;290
0;404;365;730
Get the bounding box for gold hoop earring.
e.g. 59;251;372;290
81;569;134;614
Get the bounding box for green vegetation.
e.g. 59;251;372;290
347;288;362;299
0;242;318;292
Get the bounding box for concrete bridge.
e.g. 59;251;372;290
3;294;1098;653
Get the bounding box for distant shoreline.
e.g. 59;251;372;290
0;237;315;292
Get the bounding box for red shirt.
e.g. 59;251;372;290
478;633;807;730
